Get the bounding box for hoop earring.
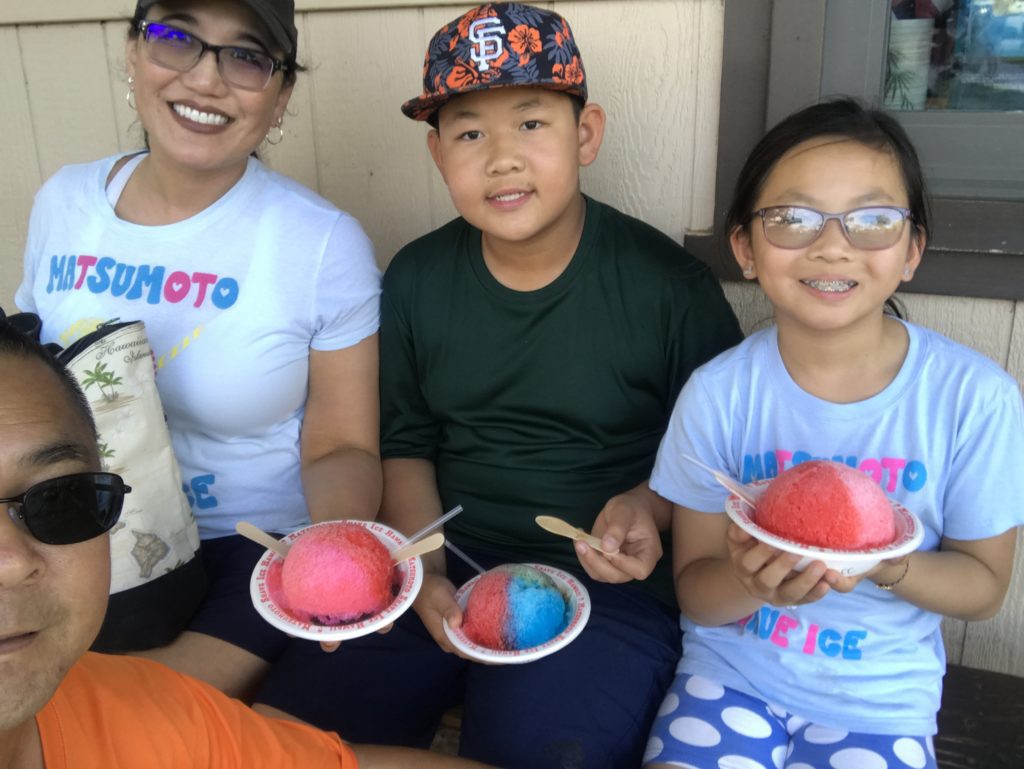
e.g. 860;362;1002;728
266;116;284;146
126;76;136;111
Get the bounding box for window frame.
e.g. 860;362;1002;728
687;0;1024;301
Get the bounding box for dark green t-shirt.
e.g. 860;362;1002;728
380;196;743;604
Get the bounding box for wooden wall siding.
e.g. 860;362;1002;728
0;0;724;304
3;2;1024;677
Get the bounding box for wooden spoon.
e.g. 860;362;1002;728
236;521;289;558
391;531;445;563
535;515;618;555
681;454;760;511
237;521;444;565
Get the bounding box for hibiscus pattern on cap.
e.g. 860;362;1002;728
402;2;588;122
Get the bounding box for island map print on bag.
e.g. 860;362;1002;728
62;322;200;586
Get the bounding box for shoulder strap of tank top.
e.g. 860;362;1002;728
105;152;148;208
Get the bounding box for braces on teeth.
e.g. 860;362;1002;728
805;280;853;292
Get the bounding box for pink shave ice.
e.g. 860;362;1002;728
756;460;896;550
276;523;394;625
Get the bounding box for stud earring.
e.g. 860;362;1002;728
126;76;136;111
265;116;284;146
902;267;912;279
743;265;755;278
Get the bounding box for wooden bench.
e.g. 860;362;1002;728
429;706;462;756
429;664;1024;765
936;663;1024;768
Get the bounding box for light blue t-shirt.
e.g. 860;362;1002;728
17;153;381;539
651;322;1024;736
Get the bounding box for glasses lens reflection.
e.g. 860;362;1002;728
760;206;909;250
140;22;277;91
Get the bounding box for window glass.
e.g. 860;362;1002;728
886;0;1024;111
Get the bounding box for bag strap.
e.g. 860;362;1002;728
0;306;63;357
0;306;133;361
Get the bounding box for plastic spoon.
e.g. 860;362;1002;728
534;515;618;555
681;454;760;510
391;531;445;563
236;521;290;558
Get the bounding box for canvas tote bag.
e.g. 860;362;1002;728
7;311;205;651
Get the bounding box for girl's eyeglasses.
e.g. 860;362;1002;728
750;206;913;250
136;20;290;92
3;472;130;546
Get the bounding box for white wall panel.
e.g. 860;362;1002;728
562;0;720;242
20;24;122;181
0;27;41;309
261;13;321;193
303;7;440;265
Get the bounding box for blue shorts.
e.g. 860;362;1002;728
645;673;937;769
255;546;682;769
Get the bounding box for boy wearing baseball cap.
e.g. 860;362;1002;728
290;5;742;767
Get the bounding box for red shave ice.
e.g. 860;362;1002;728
756;460;896;550
276;523;394;625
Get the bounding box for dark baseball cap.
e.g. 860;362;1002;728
134;0;298;57
402;2;587;122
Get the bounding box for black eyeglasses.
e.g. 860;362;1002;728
3;472;130;546
136;20;289;92
751;206;913;250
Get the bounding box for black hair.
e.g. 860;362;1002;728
726;98;930;319
0;320;97;440
428;90;585;130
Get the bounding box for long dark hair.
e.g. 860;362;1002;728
727;98;930;319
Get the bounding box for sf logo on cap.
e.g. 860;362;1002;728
469;17;506;71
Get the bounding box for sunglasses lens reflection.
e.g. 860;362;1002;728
24;474;126;545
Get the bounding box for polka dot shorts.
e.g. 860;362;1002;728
643;673;936;769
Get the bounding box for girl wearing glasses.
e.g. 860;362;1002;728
644;99;1024;769
15;0;382;717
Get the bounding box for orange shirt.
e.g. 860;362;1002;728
36;652;358;769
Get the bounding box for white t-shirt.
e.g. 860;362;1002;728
651;321;1024;735
18;153;381;539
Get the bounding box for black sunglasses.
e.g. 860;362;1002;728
3;472;130;546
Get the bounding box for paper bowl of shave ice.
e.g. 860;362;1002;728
250;519;423;642
443;563;590;664
724;460;924;577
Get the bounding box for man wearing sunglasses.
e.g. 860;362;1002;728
0;319;491;768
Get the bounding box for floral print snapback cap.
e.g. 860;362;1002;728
401;2;588;122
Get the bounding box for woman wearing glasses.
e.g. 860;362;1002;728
643;99;1024;769
15;0;382;715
